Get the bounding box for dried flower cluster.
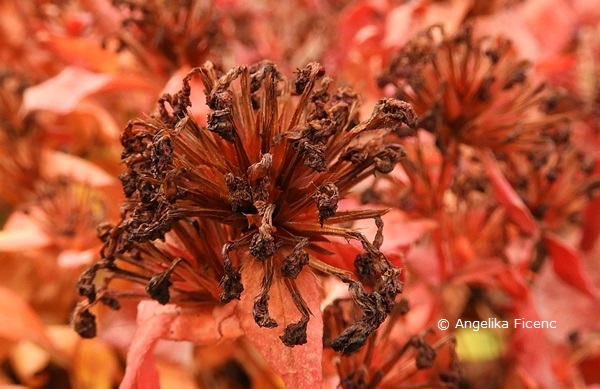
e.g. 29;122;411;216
324;297;460;388
378;25;564;156
74;60;416;352
108;0;218;74
0;71;42;209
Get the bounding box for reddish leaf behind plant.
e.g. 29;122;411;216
482;151;539;235
237;258;323;389
543;232;597;298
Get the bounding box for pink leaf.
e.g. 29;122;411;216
121;302;242;389
40;150;116;187
21;66;156;115
237;258;323;388
405;244;441;285
522;0;577;58
510;293;557;388
543;232;597;298
121;304;175;389
0;212;51;252
482;151;539;235
57;248;96;269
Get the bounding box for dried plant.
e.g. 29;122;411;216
74;60;417;362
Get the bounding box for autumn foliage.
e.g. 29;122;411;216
1;1;600;388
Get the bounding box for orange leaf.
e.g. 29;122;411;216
482;151;538;235
237;258;323;388
0;287;54;350
543;232;597;298
73;338;121;389
42;35;119;73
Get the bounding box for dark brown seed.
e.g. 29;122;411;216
74;309;97;339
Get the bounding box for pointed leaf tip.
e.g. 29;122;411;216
544;232;597;299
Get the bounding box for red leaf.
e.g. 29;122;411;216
496;267;530;299
452;258;507;286
581;195;600;251
482;151;539;235
543;232;597;298
237;257;323;388
380;212;438;252
337;3;383;51
21;66;156;115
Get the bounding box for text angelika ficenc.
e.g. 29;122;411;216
455;318;557;331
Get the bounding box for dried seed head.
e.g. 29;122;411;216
503;145;600;232
281;239;310;279
280;316;309;347
220;267;244;303
412;336;437;369
109;0;219;73
313;183;339;226
146;258;182;305
74;60;410;352
0;71;43;210
380;25;565;155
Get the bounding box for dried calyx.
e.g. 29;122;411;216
74;60;416;352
